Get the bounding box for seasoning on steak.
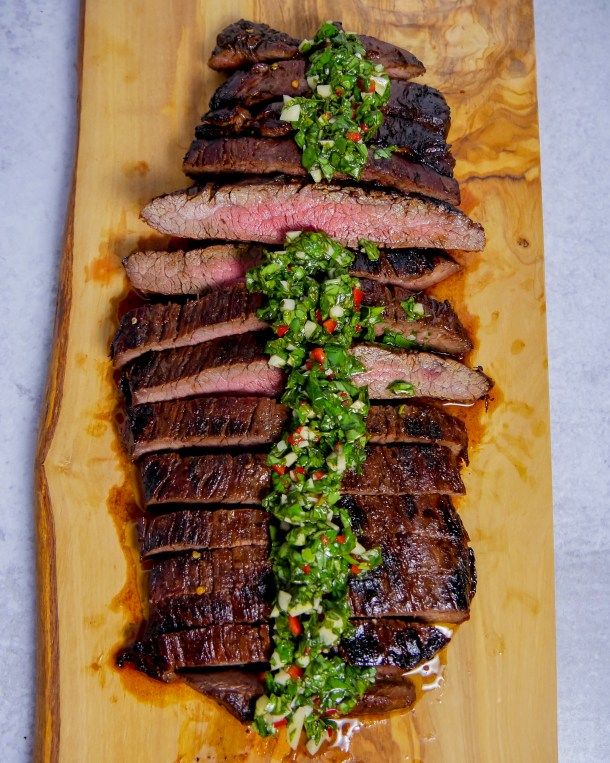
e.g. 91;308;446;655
124;398;467;459
112;279;470;368
138;508;270;558
121;331;283;405
138;444;463;507
123;244;263;296
183;137;459;205
111;284;265;368
123;244;460;297
196;106;454;176
208;20;425;81
141;178;485;250
351;343;492;402
122;333;490;406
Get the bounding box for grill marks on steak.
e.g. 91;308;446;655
112;280;471;369
183;138;459;205
138;445;463;507
141;179;485;250
208;20;425;81
123;244;263;296
138;508;270;557
123;245;460;297
124;398;467;459
111;284;265;368
122;333;490;406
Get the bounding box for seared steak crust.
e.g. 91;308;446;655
138;508;270;557
183;137;460;205
111;283;265;368
140;179;485;250
139;444;463;506
124;398;467;459
208;20;425;80
123;245;460;297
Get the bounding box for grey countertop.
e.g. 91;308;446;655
1;1;608;760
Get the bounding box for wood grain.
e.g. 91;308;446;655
35;1;557;761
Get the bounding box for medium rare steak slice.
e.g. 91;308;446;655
122;332;283;405
123;244;263;296
112;280;470;368
208;20;425;80
351;343;492;402
123;245;459;297
140;178;485;250
122;334;490;406
183;138;459;205
138;444;463;506
124;398;467;459
111;284;265;368
138;508;270;557
196;106;454;176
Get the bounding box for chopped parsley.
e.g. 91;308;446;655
280;22;395;182
246;232;383;751
400;296;426;321
387;380;417;397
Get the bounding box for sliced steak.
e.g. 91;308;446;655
208;20;425;80
117;624;271;680
138;444;463;507
124;398;467;459
349;248;459;291
183;137;459;205
111;284;265;368
184;668;264;721
112;280;470;368
351;343;492;402
122;334;490;406
140;179;485;250
122;332;283;405
123;244;263;296
138;508;270;557
123;245;460;297
210;60;310;110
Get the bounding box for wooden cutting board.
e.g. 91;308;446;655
35;1;557;760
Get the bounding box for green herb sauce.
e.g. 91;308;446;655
246;232;384;751
280;22;395;183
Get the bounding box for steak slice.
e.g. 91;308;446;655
122;620;445;683
138;444;463;507
210;60;310;110
111;284;265;368
123;244;263;296
140;178;485;250
124;398;467;459
122;334;490;406
138;508;270;557
122;332;283;405
351;343;492;402
208;20;425;80
196;106;454;176
112;280;470;368
123;245;460;297
183;137;459;205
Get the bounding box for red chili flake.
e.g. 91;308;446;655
355;324;362;333
302;563;311;574
287;665;304;680
323;318;338;334
336;535;346;544
310;347;326;364
273;718;288;729
335;87;344;96
305;359;314;370
352;287;364;309
350;564;361;575
315;309;322;322
313;470;326;480
367;80;376;93
276;324;289;337
321;535;329;546
324;708;338;717
295;466;306;475
271;464;287;476
288;615;302;636
360;123;370;132
327;728;333;737
346;131;361;142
